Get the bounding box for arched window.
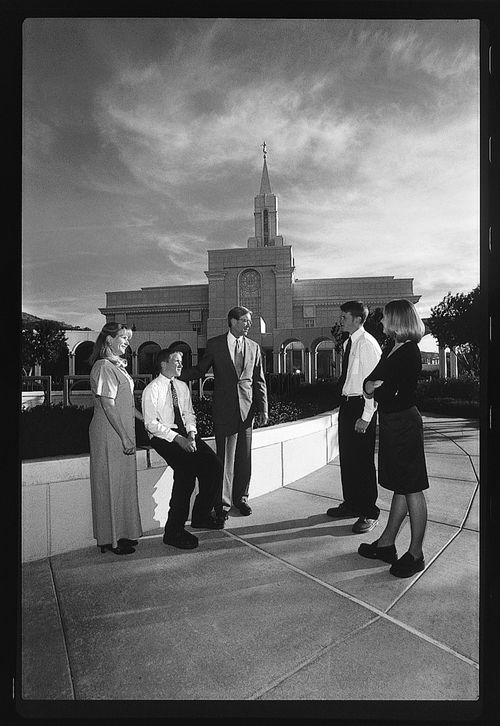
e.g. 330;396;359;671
239;269;261;315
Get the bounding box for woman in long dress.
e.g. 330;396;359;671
358;299;429;578
88;322;143;555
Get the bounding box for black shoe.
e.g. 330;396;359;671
190;515;224;530
326;503;355;518
390;551;425;578
358;539;397;563
118;538;139;547
214;509;229;526
163;529;199;549
235;500;252;516
100;543;135;555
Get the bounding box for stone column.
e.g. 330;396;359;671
450;348;459;378
68;354;75;376
132;352;138;375
273;351;281;374
439;346;447;378
304;349;312;383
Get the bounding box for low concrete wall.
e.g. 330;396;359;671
21;410;339;562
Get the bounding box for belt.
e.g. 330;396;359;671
340;394;364;402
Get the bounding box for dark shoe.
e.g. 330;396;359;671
352;517;379;534
235;500;252;516
100;543;135;555
163;530;199;549
390;551;425;578
190;515;224;530
118;538;139;547
326;503;356;518
214;508;229;523
358;539;397;564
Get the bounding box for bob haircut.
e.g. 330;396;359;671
227;306;252;326
340;300;368;324
383;299;425;343
88;322;132;366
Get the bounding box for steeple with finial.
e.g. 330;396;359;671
248;142;284;248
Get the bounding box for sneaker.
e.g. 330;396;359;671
389;551;425;578
358;539;397;563
352;517;379;534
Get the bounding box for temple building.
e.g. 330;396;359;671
99;149;420;381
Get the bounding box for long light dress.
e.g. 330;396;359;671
89;358;142;547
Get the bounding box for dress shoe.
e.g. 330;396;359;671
390;551;425;578
163;529;199;549
358;539;397;564
190;515;224;530
118;538;139;547
100;543;135;555
326;503;356;518
214;509;229;523
235;500;252;516
352;517;378;534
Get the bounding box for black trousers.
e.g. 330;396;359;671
150;436;223;533
338;398;379;520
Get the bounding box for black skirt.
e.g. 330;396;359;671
378;406;429;494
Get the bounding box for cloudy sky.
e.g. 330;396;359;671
23;18;479;350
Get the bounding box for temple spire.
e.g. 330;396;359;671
247;143;284;248
259;142;272;195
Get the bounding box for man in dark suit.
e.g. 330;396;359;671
181;306;268;522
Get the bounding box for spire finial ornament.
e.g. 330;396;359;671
262;141;267;159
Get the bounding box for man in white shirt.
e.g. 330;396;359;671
142;347;223;550
327;301;382;533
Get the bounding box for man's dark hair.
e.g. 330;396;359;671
340;300;369;324
227;306;252;326
156;346;183;369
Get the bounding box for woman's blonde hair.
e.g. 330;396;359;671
383;299;425;343
88;322;132;366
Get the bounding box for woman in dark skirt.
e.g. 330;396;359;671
358;299;429;578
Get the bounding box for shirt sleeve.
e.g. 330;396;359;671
91;361;118;399
141;383;178;443
180;383;197;435
359;338;382;422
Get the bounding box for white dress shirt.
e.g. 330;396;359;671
141;374;197;442
342;326;382;422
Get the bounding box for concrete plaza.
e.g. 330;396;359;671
19;415;480;717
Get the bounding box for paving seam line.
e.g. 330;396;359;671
283;483;476;529
224;530;479;671
47;558;77;700
247;615;381;700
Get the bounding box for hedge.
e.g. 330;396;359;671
20;378;478;460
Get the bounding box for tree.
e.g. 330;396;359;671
428;286;480;376
21;320;69;376
364;307;391;349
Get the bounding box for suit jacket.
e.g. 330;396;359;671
181;334;268;435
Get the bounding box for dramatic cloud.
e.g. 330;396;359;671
23;18;479;347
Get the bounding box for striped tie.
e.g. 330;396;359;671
234;337;244;377
170;379;187;437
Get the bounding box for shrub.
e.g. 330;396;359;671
20;404;149;460
416;376;479;402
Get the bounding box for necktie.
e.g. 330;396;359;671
336;336;352;395
170;379;188;437
234;337;244;377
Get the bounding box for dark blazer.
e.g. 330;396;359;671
181;334;268;435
